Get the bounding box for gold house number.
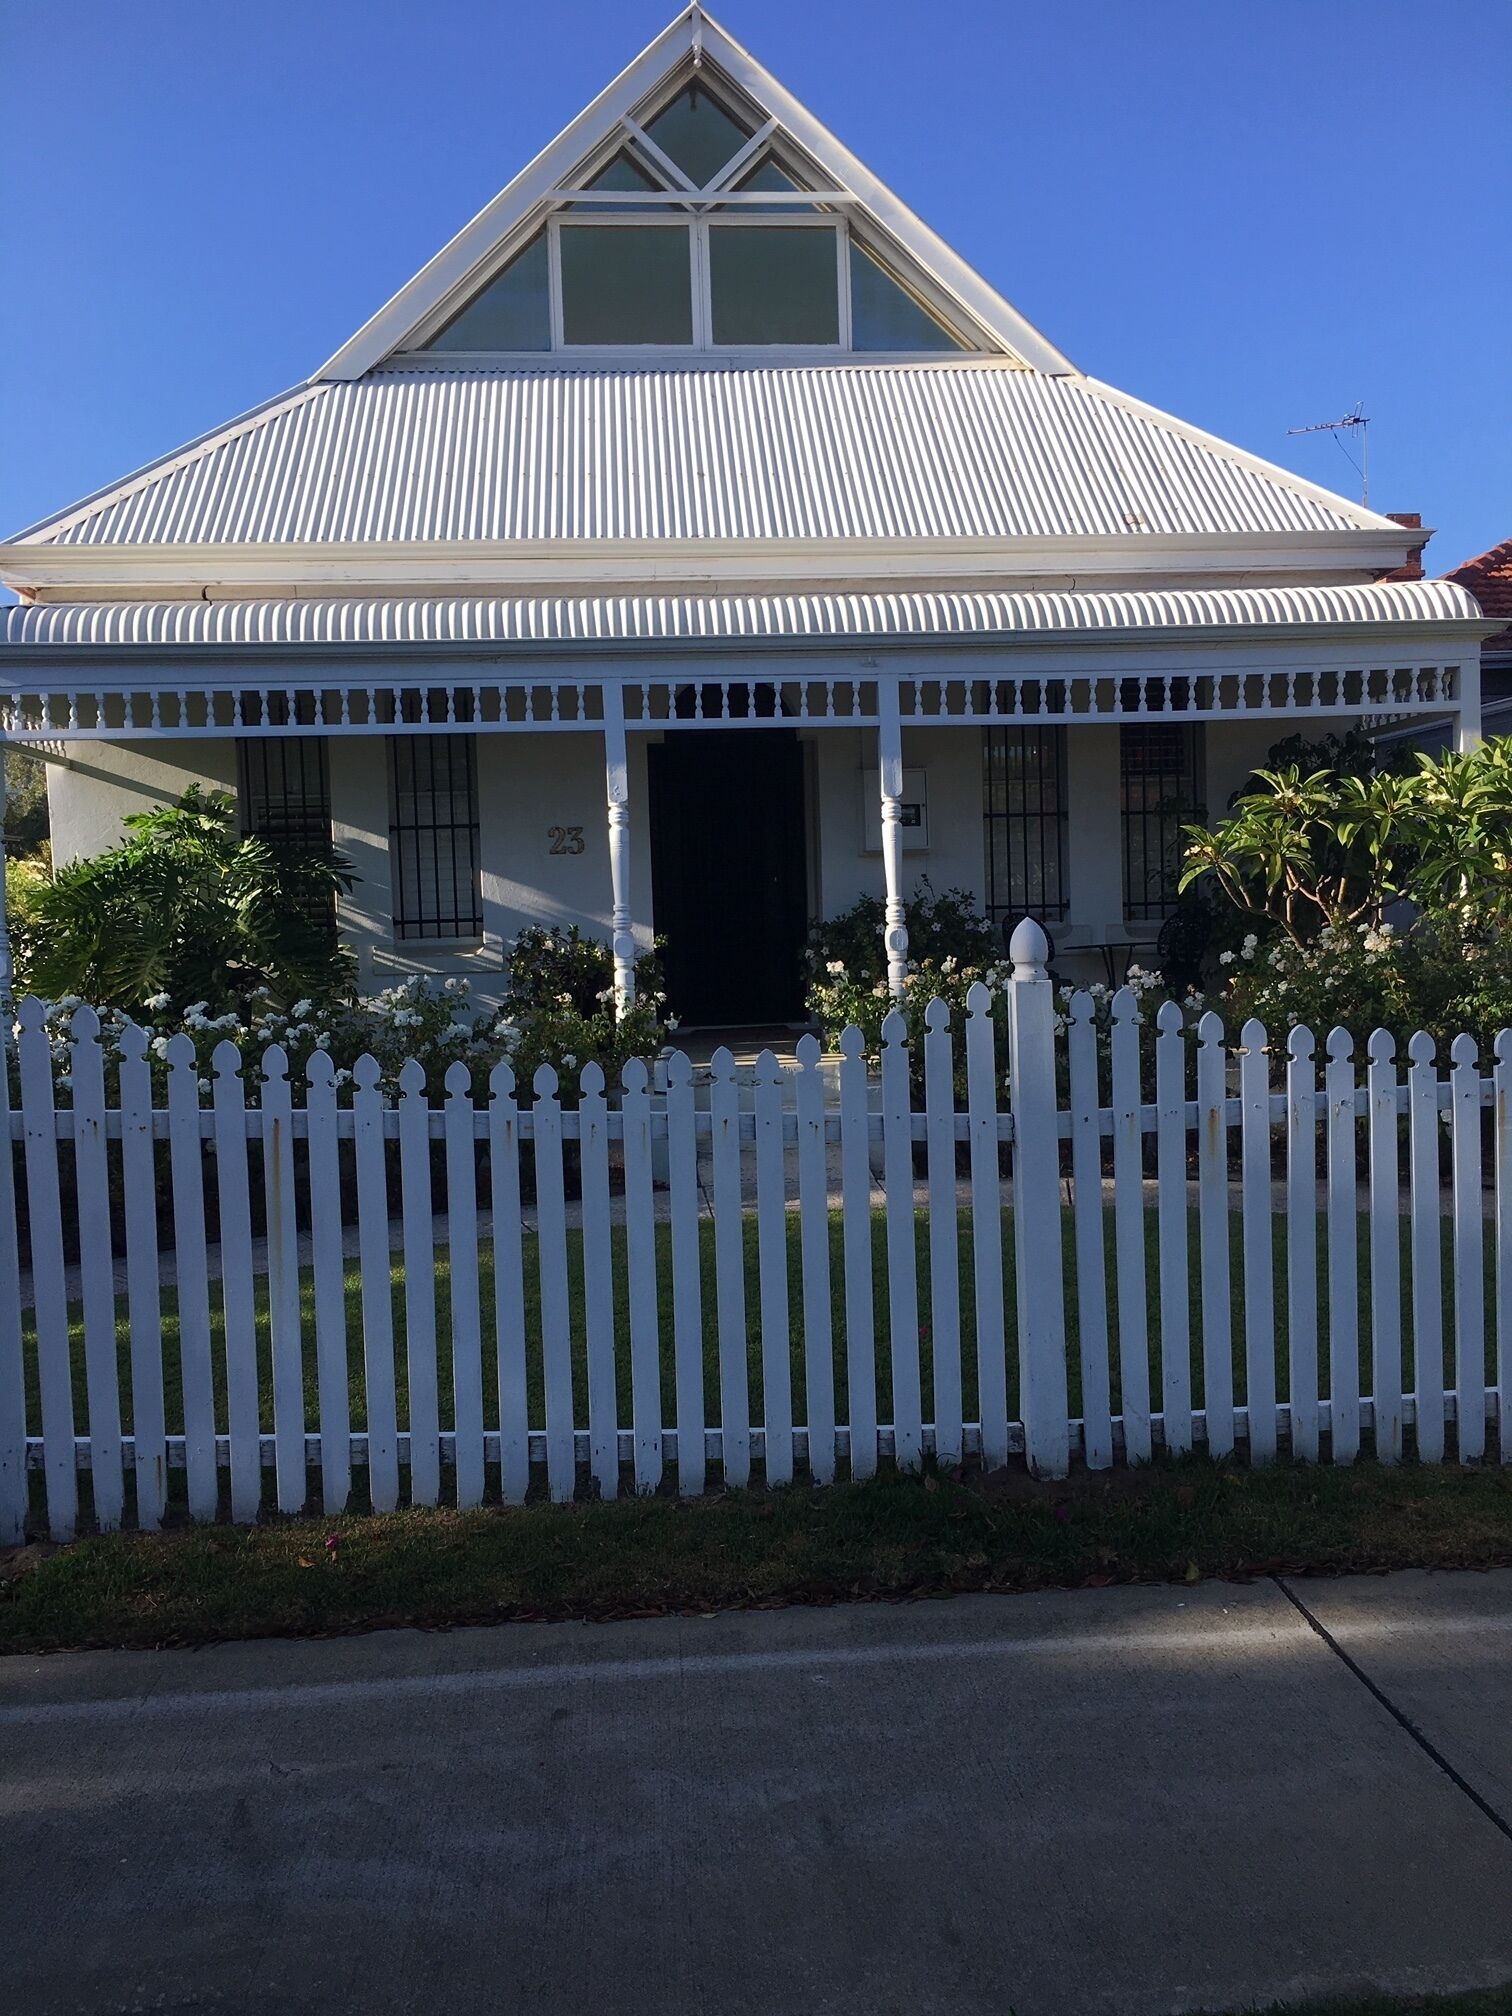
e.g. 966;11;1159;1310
548;825;586;855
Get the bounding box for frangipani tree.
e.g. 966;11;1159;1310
1179;739;1512;946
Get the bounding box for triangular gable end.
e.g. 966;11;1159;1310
315;5;1078;377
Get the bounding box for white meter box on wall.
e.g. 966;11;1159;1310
859;767;928;853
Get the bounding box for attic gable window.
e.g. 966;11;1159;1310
416;79;977;357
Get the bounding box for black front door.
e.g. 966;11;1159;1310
648;729;808;1026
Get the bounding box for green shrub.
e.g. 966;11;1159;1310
17;786;355;1013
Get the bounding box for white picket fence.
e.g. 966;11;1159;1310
2;924;1510;1544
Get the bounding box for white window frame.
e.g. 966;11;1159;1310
548;211;851;354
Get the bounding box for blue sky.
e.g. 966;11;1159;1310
2;0;1507;570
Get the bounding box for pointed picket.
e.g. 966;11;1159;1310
1324;1029;1360;1466
118;1023;166;1530
577;1060;619;1498
964;985;1009;1470
1154;1001;1192;1456
211;1039;261;1522
1065;993;1112;1470
664;1051;705;1496
923;998;963;1468
753;1049;793;1486
1496;1031;1512;1465
0;1027;26;1546
793;1033;835;1485
18;1000;76;1539
1109;989;1150;1464
1367;1031;1404;1464
708;1045;750;1487
444;1061;485;1508
1195;1011;1233;1460
533;1064;577;1502
880;1008;922;1470
1239;1018;1276;1464
837;1025;878;1480
162;1033;217;1519
305;1050;351;1513
351;1055;400;1512
1449;1034;1485;1463
487;1060;530;1504
622;1058;662;1495
397;1059;440;1505
1407;1032;1444;1463
261;1045;305;1514
1286;1026;1320;1463
69;1007;124;1530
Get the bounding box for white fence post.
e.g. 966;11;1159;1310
1497;1030;1512;1465
1450;1034;1485;1463
0;1015;27;1546
18;999;76;1540
837;1024;878;1479
1367;1031;1404;1464
923;997;963;1469
578;1060;620;1499
1005;920;1069;1479
69;1006;124;1530
1324;1029;1360;1466
965;984;1010;1470
665;1050;706;1497
794;1033;835;1485
1110;987;1151;1464
211;1038;262;1524
261;1044;306;1516
1196;1011;1234;1460
880;1007;923;1469
1154;1000;1192;1456
1407;1032;1445;1463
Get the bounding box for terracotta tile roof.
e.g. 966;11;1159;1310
1446;537;1512;654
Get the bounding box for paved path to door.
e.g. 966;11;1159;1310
5;1569;1512;2015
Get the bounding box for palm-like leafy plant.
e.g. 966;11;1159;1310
20;786;355;1012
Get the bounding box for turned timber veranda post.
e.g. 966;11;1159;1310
602;684;636;1012
877;678;910;999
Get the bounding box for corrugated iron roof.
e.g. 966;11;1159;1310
11;364;1390;550
0;578;1482;651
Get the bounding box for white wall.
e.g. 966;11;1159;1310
41;715;1312;1005
47;739;238;862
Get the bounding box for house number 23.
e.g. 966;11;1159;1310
548;825;585;855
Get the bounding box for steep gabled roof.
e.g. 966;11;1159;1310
0;5;1428;593
313;5;1076;380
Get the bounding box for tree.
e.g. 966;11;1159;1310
1179;739;1512;947
19;786;356;1012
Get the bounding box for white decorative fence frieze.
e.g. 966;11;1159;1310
2;932;1510;1544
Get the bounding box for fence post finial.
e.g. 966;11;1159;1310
1008;916;1049;980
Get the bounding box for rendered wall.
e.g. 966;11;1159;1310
46;739;238;863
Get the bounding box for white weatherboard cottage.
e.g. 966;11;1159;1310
0;7;1495;1022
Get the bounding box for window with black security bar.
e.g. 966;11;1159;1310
1120;724;1204;921
982;726;1069;928
237;724;336;937
388;721;483;941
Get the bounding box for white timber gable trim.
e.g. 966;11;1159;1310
311;5;1077;381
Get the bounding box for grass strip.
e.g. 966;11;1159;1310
1227;1991;1512;2014
6;1454;1512;1657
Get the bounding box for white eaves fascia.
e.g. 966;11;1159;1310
0;530;1436;601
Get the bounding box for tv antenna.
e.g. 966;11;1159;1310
1288;401;1370;506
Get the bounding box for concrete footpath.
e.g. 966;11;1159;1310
4;1572;1512;2016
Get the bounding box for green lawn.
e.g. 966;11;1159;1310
1228;1993;1512;2015
6;1456;1512;1655
21;1206;1499;1451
